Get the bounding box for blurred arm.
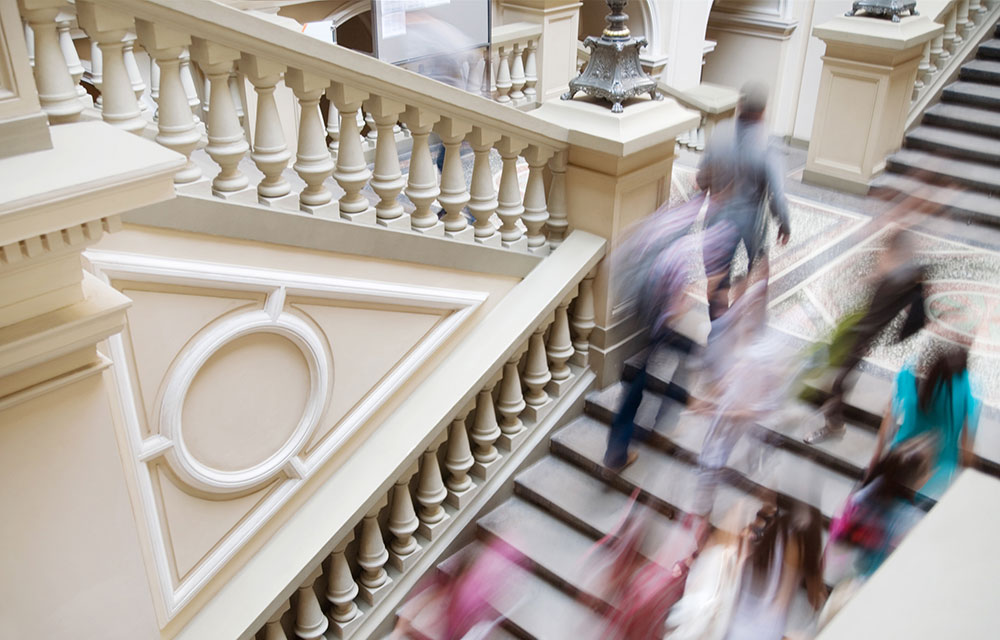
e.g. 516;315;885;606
766;149;791;238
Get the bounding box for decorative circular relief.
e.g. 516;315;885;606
158;309;330;495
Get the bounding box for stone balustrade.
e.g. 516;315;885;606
247;269;598;640
909;0;1000;126
491;21;543;107
18;0;572;256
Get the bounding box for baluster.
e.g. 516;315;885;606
89;40;102;106
416;436;449;540
570;272;596;367
546;298;575;395
914;42;930;101
468;127;502;246
55;12;85;99
928;33;943;81
435;117;474;241
972;0;986;18
287;69;336;214
945;7;961;52
400;106;444;235
495;135;527;250
524;39;538;103
444;406;476;508
491;48;500;96
242;54;291;202
136;21;202;184
357;498;392;605
366;96;408;228
21;1;83;123
495;45;512;103
326;534;363;636
326;100;339;156
24;22;34;67
522;325;553;422
78;2;145;133
388;467;421;571
496;354;527;449
178;48;201;122
329;83;374;224
546;150;569;247
481;47;492;98
467;54;486;94
364;110;377;147
293;567;328;640
262;600;291;640
228;71;245;121
956;0;971;38
510;42;526;103
523;145;554;255
190;39;249;196
149;58;160;117
470;386;502;478
122;33;147;111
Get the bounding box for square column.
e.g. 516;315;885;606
803;16;941;194
531;96;699;385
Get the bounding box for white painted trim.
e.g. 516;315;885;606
0;353;112;412
87;250;487;621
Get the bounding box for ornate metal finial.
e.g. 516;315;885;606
845;0;918;22
562;0;660;113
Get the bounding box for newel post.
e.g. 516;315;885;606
529;96;699;385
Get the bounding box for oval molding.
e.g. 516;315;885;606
158;309;330;495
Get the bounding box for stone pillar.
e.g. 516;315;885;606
500;0;582;102
803;16;942;194
529;97;698;385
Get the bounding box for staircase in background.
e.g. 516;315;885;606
880;20;1000;226
395;312;1000;639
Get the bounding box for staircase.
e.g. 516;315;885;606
879;21;1000;226
395;311;1000;639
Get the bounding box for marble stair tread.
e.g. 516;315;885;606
477;497;684;611
800;368;890;427
438;542;606;640
942;80;1000;109
905;125;1000;164
870;172;1000;226
622;347;682;397
515;456;681;541
395;591;520;640
552;417;762;525
887;148;1000;194
959;58;1000;84
757;403;878;477
923;102;1000;139
977;38;1000;59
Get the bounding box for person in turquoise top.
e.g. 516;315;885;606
867;344;980;501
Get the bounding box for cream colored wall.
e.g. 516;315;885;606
87;224;520;631
0;373;160;638
791;0;844;142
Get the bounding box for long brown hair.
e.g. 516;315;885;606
787;505;825;610
918;345;969;413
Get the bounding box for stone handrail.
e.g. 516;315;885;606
491;21;543;107
22;0;575;254
909;0;1000;127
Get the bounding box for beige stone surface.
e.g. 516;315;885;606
0;373;160;638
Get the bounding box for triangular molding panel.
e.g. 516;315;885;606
86;250;488;620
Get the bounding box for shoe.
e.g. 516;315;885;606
804;423;845;445
606;450;639;473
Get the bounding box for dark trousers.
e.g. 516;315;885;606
704;222;766;322
825;327;879;429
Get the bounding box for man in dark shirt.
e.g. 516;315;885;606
805;230;926;444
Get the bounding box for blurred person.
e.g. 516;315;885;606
804;229;927;444
721;504;826;640
603;195;737;471
697;82;791;325
866;344;979;500
389;537;526;640
829;433;936;580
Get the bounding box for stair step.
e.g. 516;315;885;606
942;80;1000;109
756;403;877;477
923;102;1000;139
551;416;762;522
621;347;684;399
439;542;606;640
396;591;523;640
887;148;1000;194
872;171;1000;227
905;125;1000;165
978;38;1000;60
960;58;1000;84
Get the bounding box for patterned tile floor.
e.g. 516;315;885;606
669;157;1000;409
